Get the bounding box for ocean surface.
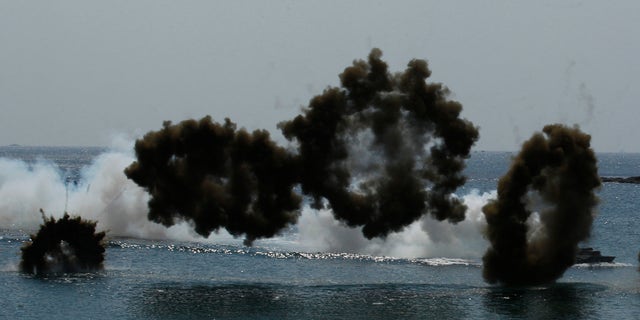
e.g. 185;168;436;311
1;146;639;319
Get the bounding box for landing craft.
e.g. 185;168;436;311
575;247;615;264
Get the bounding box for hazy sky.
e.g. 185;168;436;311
1;1;638;152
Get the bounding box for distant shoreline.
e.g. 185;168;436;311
601;176;640;184
2;146;640;154
1;144;107;149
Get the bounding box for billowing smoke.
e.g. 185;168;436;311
0;146;209;241
296;191;493;258
125;49;479;245
124;118;302;245
279;48;479;238
20;211;105;274
482;124;600;285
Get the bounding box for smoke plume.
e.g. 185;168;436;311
125;49;478;244
296;191;492;258
124;117;301;245
20;211;106;274
482;124;600;285
279;48;479;238
0;147;209;241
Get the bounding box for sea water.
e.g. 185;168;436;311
0;146;639;319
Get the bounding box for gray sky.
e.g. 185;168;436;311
1;1;638;152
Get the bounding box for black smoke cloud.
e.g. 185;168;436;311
278;48;479;238
124;117;301;245
482;124;600;285
125;49;478;244
21;211;106;274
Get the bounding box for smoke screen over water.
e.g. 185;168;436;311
482;124;601;285
123;50;603;286
125;49;479;245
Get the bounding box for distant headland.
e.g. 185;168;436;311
601;176;640;184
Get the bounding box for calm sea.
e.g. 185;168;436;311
0;146;639;319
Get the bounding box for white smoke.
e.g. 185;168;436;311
0;141;224;242
0;159;66;228
1;142;499;259
67;150;185;240
296;190;495;259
